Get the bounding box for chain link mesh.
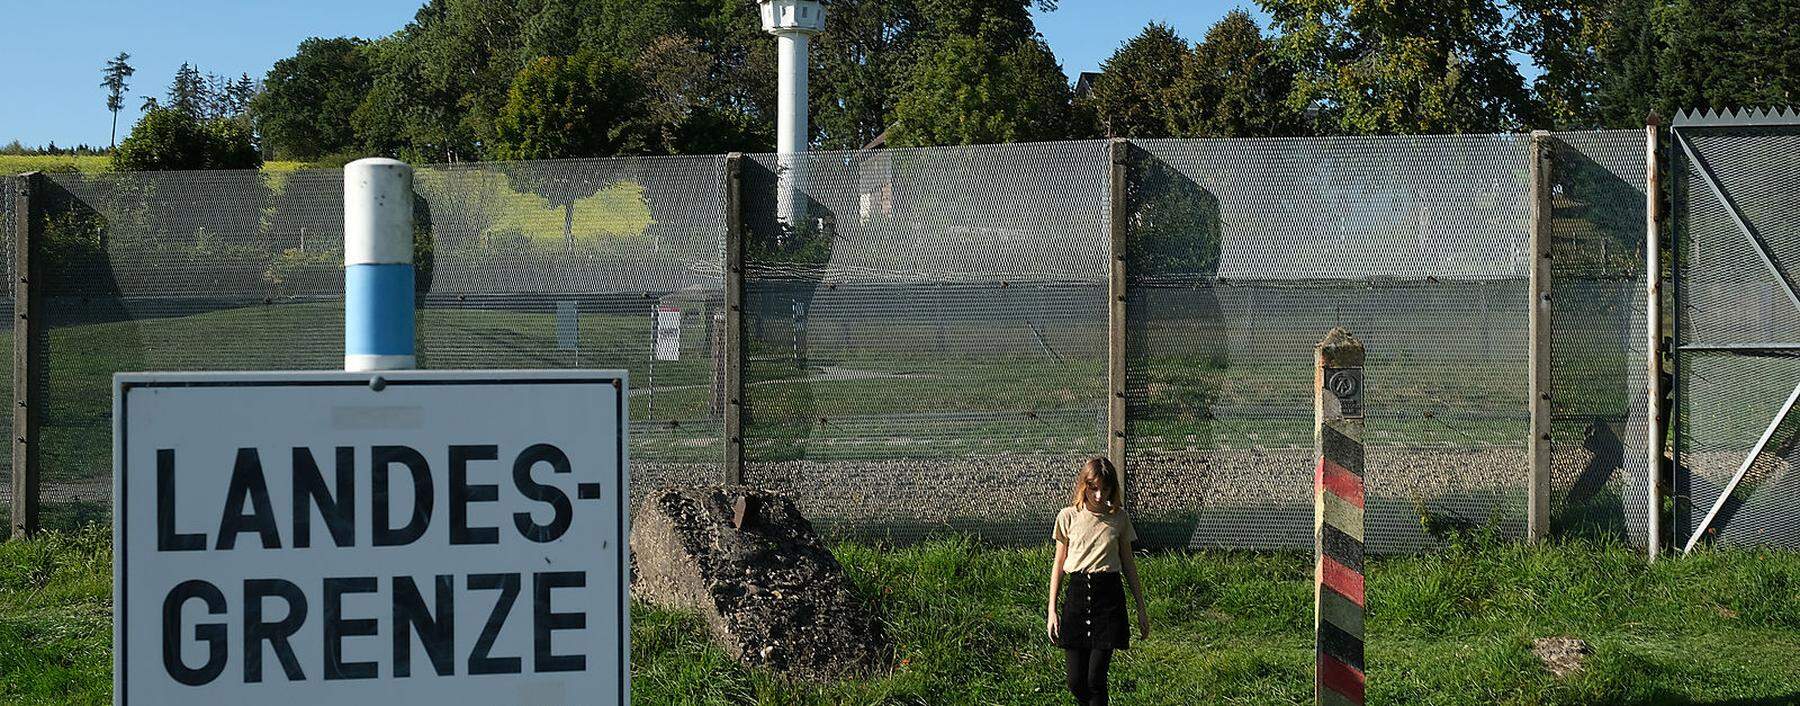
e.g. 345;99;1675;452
33;156;727;525
1545;130;1653;546
1127;136;1533;552
19;134;1663;548
0;176;13;527
740;141;1110;542
1675;122;1800;549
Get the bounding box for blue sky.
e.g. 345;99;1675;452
2;1;1261;149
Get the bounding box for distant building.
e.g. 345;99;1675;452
855;126;894;224
1074;71;1103;101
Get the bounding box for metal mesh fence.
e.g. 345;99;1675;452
1126;136;1532;552
16;133;1664;549
410;157;728;496
1545;130;1653;547
38;169;306;526
740;141;1110;542
1674;119;1800;549
0;177;13;529
31;156;727;526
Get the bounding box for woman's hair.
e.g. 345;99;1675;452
1071;457;1121;514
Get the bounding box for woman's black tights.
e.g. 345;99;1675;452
1064;647;1114;706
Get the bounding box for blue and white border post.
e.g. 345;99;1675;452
343;157;417;371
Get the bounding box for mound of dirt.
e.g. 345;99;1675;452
630;485;888;680
1532;636;1593;677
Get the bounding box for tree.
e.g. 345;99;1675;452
490;52;644;249
166;62;208;119
113;107;262;171
253;37;373;160
1653;0;1800;116
101;52;136;149
1088;23;1189;138
353;33;470;162
1262;0;1532;133
631;28;773;155
492;52;645;159
1166;11;1305;137
806;0;1062;149
1509;0;1612;128
227;74;258;117
205;72;232;119
1593;0;1663;127
890;34;1073;146
913;0;1056;44
809;0;925;150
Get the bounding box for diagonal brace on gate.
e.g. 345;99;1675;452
1673;130;1800;314
1682;379;1800;553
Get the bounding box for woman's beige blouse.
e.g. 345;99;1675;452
1053;505;1138;573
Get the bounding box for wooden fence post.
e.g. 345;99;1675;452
1315;327;1365;706
1528;131;1554;543
1645;113;1665;560
11;172;41;540
724;153;746;485
1107;139;1128;502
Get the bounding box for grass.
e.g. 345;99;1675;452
1;155;305;174
412;167;654;246
0;155;116;174
4;526;1797;705
37;297;1563;483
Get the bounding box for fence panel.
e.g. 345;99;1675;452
1544;130;1653;547
0;177;14;533
410;156;729;495
32;157;727;526
1126;135;1534;551
740;141;1111;542
38;169;311;525
18;133;1660;548
1673;113;1800;549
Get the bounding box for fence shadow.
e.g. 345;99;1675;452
1122;143;1228;548
740;156;834;464
1547;135;1651;544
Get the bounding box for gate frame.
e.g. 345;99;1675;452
1670;107;1800;553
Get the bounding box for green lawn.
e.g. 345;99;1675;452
2;527;1796;704
36;299;1562;482
2;155;306;174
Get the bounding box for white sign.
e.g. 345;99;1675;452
556;301;580;351
113;370;629;706
653;307;681;362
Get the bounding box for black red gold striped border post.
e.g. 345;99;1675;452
1315;327;1365;706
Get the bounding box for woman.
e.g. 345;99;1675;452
1047;457;1149;706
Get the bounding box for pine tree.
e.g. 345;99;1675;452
230;73;258;116
206;72;232;119
167;63;206;119
101;52;136;149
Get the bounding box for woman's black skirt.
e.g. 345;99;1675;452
1058;571;1129;650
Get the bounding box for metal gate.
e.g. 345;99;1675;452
1672;108;1800;551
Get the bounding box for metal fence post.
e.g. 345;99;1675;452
724;153;746;485
1645;113;1666;560
1528;131;1553;543
10;172;41;540
1107;139;1128;502
1315;327;1365;706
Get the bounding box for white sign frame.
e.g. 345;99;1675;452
112;370;629;705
